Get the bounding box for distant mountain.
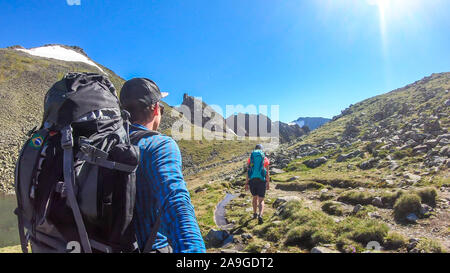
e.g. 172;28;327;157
291;117;330;130
226;113;308;143
175;93;235;134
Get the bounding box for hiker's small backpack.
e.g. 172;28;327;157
14;72;158;253
248;150;267;181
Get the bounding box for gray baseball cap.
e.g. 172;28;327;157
119;78;168;107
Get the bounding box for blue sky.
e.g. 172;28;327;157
1;0;449;122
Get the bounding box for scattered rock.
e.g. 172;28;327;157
303;157;327;168
272;196;302;209
368;212;382;219
413;145;428;155
445;99;450;107
420;204;433;216
439;145;450;157
359;158;378;170
336;150;361;162
270;168;285;175
221;249;239;253
353;204;363;214
205;229;232;248
310;246;339;253
424;139;438;148
372;196;384;207
407;238;419;252
424;119;442;135
403;172;421;184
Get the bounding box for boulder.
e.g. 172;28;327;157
221;249;239;253
303;157;327;168
372;196;384;207
270;168;285;175
272;196;302;209
420;204;433;216
413;145;428;155
389;160;399;171
343;123;360;138
287;176;300;182
411;133;428;143
445;99;450;107
205;229;232;248
437;133;450;143
403;172;421;184
368;212;382;219
424;139;438;148
336;150;361;162
310;246;339;253
424;120;442;135
353;204;363;214
359;158;378;170
407;238;419;252
439;145;450;157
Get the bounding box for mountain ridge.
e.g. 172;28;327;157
291;116;331;131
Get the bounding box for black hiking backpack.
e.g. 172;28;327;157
14;72;160;253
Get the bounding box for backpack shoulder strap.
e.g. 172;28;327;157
128;124;164;252
129;125;160;145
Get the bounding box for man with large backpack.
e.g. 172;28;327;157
119;78;206;253
15;73;142;253
14;73;205;253
245;144;270;224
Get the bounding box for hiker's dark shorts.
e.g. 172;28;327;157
249;178;266;198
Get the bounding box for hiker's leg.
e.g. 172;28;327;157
252;195;258;214
258;196;265;216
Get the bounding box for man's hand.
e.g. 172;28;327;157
266;182;270;190
245;183;249;191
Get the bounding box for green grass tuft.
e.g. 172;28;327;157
383;232;407;250
393;193;422;221
321;201;344;216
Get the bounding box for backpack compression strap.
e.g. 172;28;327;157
61;126;93;253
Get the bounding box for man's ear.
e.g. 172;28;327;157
152;104;159;117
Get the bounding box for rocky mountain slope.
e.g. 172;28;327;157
198;72;449;253
291;117;330;131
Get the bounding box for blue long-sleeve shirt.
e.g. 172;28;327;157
131;124;206;253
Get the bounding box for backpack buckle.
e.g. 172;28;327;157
61;126;73;149
55;181;67;198
79;143;109;160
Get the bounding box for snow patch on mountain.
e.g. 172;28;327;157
16;45;105;73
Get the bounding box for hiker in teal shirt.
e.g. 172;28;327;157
245;144;270;224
